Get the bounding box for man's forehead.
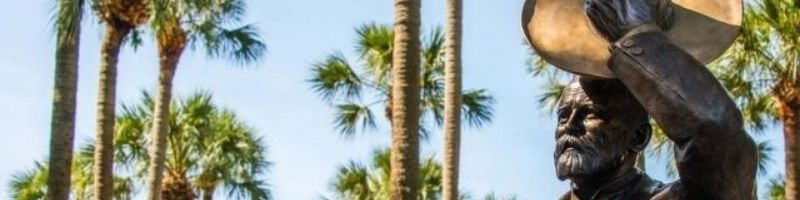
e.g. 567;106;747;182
560;83;591;106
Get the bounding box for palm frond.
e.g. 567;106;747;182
199;24;267;65
333;103;378;138
756;139;776;176
309;53;363;103
536;79;567;114
52;0;85;44
332;161;372;200
9;162;48;200
355;23;394;84
462;89;495;128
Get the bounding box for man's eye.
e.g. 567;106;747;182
585;112;601;120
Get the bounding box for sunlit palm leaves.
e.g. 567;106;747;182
148;0;266;65
327;149;514;200
309;23;495;138
114;91;272;199
10;144;135;200
10;162;48;200
330;148;442;200
710;0;800;130
16;92;272;200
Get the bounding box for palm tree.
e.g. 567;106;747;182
143;0;266;198
10;144;135;200
90;0;149;198
711;1;800;198
442;0;464;199
47;0;85;199
117;91;271;200
308;23;494;138
330;148;442;200
390;0;422;198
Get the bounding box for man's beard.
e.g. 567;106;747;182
554;134;618;180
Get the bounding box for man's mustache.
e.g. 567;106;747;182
555;134;603;156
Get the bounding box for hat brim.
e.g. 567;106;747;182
522;0;742;78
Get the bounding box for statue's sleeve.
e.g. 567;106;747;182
606;25;758;199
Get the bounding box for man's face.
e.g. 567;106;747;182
554;79;645;180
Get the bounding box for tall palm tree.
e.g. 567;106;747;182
331;148;442;200
47;0;85;199
143;0;266;199
308;24;494;138
712;0;800;198
117;91;271;200
390;0;422;198
90;0;149;198
442;0;464;199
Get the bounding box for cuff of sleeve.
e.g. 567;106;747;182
610;24;667;57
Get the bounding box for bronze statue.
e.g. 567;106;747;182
522;0;759;199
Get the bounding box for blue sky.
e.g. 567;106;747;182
0;0;787;199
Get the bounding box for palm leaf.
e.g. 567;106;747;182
309;53;364;103
333;103;378;138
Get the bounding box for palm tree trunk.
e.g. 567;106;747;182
146;36;185;200
779;96;800;200
389;0;421;199
47;0;82;198
93;24;131;200
442;0;463;199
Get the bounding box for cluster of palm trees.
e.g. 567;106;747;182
13;92;271;200
530;0;799;199
309;23;495;199
31;0;799;199
40;0;266;199
307;0;483;199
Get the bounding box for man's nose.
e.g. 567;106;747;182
565;110;584;134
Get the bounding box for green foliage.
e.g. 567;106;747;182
115;91;272;199
149;0;266;65
326;149;516;200
765;176;786;200
52;0;85;43
10;91;272;200
9;162;48;200
9;144;135;200
309;23;495;138
712;0;800;130
330;148;442;200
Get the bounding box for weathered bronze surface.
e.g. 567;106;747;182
545;0;758;199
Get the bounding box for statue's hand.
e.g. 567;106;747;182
584;0;670;42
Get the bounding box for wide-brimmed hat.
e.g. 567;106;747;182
522;0;742;78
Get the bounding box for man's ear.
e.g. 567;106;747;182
630;123;652;153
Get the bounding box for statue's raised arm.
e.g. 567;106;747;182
523;0;758;199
